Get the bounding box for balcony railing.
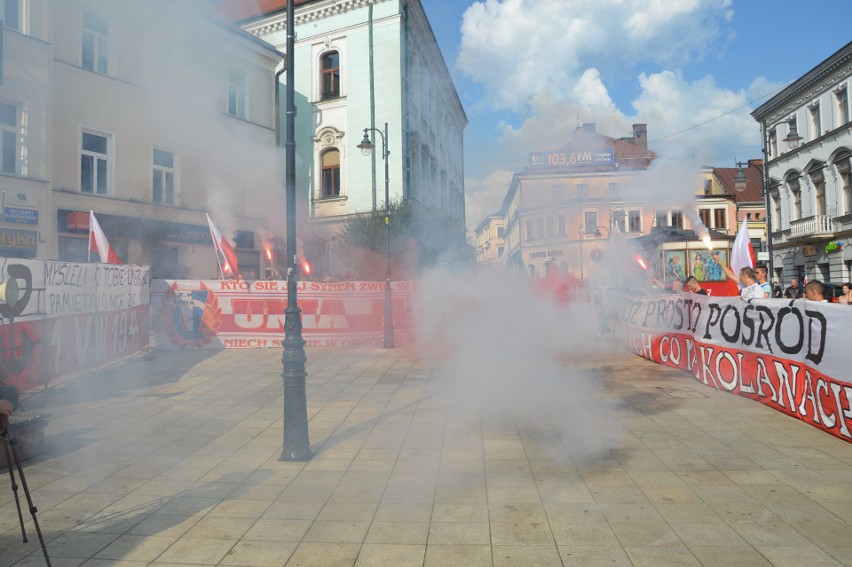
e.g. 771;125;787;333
789;215;838;239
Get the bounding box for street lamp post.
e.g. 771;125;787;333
735;151;774;279
280;0;311;461
357;123;395;349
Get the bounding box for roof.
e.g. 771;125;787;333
211;0;313;24
714;165;764;204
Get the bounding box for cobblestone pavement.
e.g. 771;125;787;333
2;344;852;566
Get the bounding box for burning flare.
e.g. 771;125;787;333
634;255;648;270
702;235;713;251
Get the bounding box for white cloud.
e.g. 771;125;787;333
465;169;515;231
458;0;733;110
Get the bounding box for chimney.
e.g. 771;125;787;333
582;122;596;134
632;124;647;149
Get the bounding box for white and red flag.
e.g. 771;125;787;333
730;218;756;276
89;210;122;264
206;213;239;277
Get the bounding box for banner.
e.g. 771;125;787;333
621;293;852;442
151;279;416;349
0;258;151;392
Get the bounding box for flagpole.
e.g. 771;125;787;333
88;210;93;263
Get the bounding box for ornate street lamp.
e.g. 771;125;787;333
357;124;395;348
782;117;802;149
281;0;311;461
735;155;774;278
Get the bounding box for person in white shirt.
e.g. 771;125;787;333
711;252;766;300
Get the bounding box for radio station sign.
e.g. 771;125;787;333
4;206;38;225
529;149;614;168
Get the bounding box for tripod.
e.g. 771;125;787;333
1;415;51;566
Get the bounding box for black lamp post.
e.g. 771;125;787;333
281;0;311;461
357;123;394;349
735;153;774;279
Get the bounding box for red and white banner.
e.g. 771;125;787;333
151;279;416;349
0;258;150;392
621;293;852;442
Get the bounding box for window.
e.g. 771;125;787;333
671;209;683;229
654;210;667;228
321;51;340;100
608;182;621;199
703;179;712;195
713;209;726;230
837;87;850;125
790;183;801;221
497;246;504;257
81;131;109;194
557;214;566;236
769;129;777;159
843;171;852;215
228;67;247;119
815;180;826;216
3;0;20;31
544;217;553;238
577;183;588;201
0;101;17;174
810;103;821;138
526;219;534;240
82;10;108;73
699;208;711;228
583;210;598;234
772;193;781;229
152;148;175;205
628;209;641;233
320;149;340;197
496;226;504;238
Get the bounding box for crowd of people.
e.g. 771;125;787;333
656;258;852;304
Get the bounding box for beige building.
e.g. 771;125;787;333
1;0;283;278
491;123;749;281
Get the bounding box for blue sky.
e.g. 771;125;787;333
419;0;852;227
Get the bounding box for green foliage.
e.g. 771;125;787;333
336;199;474;279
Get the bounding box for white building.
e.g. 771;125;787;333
1;0;283;278
215;0;467;276
752;41;852;285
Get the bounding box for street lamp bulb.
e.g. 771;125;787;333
357;131;374;156
734;167;747;192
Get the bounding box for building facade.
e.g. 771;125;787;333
0;0;283;278
752;41;852;285
215;0;467;276
488;123;758;285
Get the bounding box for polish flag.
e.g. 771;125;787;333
89;211;122;264
206;213;239;277
730;218;756;276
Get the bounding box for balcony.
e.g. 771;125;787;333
789;215;838;239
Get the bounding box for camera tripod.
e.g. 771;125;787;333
1;415;51;566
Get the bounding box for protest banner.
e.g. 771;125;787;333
0;258;150;392
150;279;415;349
621;293;852;442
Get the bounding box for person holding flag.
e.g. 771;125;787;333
710;218;766;299
206;213;239;278
89;211;122;264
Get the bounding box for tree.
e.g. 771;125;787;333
336;199;474;280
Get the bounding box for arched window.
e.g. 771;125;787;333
321;51;340;100
321;149;340;198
